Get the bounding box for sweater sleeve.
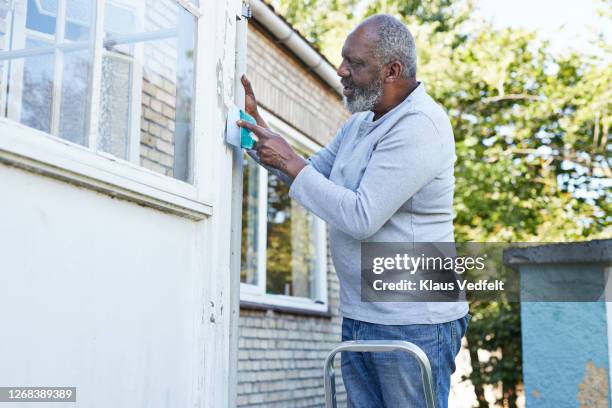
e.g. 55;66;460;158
245;121;347;186
245;149;293;186
288;114;453;240
304;124;346;178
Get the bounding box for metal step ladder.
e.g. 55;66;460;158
323;340;437;408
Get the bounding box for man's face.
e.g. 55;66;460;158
337;26;384;113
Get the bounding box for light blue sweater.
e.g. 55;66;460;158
250;82;468;324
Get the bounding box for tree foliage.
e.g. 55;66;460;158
273;0;611;406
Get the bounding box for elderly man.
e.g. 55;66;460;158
238;14;469;408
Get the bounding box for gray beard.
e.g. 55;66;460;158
343;75;384;113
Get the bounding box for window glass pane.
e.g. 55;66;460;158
59;48;90;145
0;0;93;145
26;0;56;35
64;0;91;41
239;143;323;299
59;1;92;145
99;0;196;182
266;169;318;299
0;2;7;39
20;38;53;133
97;2;134;159
99;55;131;159
241;154;260;286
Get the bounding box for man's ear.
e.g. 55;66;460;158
383;61;403;83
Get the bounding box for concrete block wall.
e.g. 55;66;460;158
505;241;612;407
237;22;350;407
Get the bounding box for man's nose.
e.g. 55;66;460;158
337;60;350;78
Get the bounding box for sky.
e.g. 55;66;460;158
475;0;610;55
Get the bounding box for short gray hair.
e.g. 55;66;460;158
365;14;417;79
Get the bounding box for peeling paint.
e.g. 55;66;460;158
216;59;224;107
218;5;237;110
224;8;235;105
209;301;216;323
577;361;609;408
520;264;610;407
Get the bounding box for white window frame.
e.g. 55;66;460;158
240;108;329;314
0;0;212;220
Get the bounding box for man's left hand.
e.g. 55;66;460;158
237;120;307;180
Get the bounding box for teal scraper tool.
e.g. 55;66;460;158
226;105;257;149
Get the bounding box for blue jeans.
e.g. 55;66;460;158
341;314;470;408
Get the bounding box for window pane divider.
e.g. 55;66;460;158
86;0;106;151
0;41;83;60
126;1;146;164
315;218;328;303
6;1;26;122
105;28;178;47
256;166;269;294
50;0;66;137
0;0;13;116
0;29;178;62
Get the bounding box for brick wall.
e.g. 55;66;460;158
246;22;348;146
237;22;350;408
238;230;348;408
140;75;178;177
139;0;180;178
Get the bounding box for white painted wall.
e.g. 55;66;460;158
0;165;207;407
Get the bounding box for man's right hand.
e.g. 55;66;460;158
241;74;269;129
